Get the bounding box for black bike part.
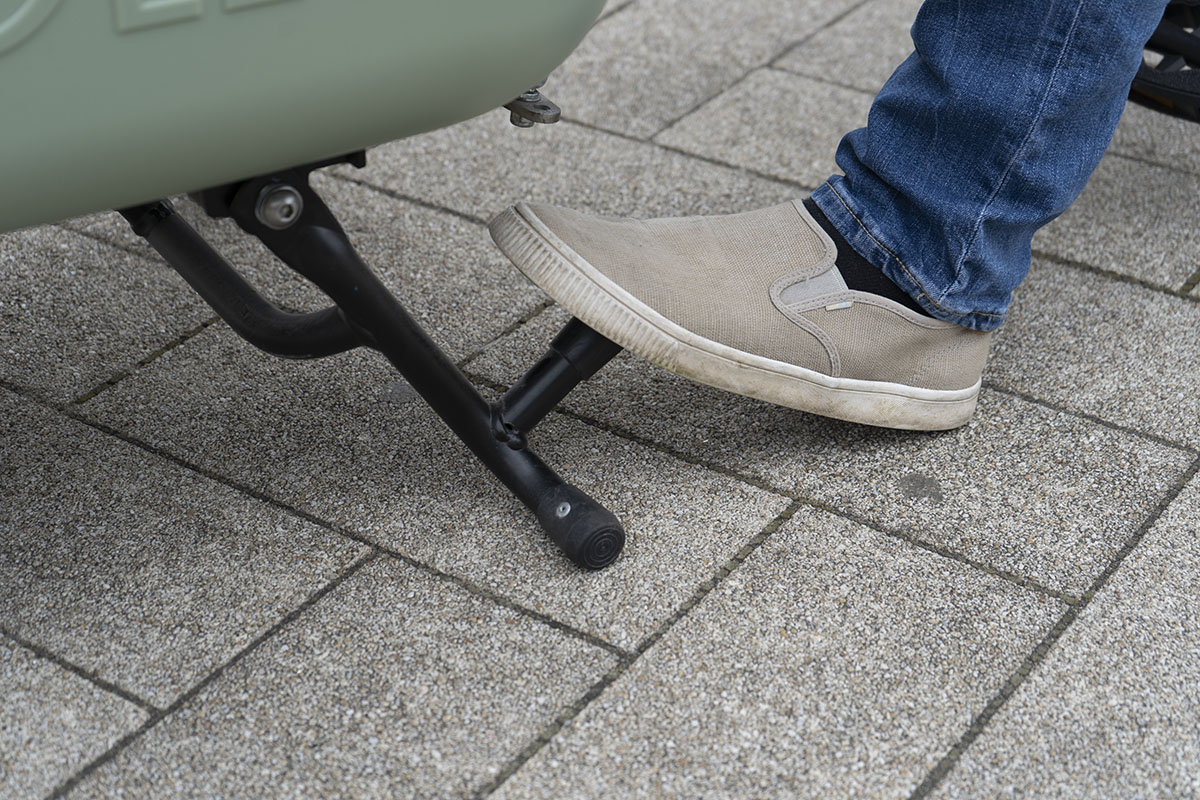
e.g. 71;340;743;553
535;484;626;570
497;317;622;433
1131;4;1200;121
119;200;362;359
196;166;625;569
188;151;367;219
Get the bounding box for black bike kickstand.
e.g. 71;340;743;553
119;155;626;569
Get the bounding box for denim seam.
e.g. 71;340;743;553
948;0;1086;295
822;180;1004;321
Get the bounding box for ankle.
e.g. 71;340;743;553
803;198;932;318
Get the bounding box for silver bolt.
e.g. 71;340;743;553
256;184;304;230
555;502;572;518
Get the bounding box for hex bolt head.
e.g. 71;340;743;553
256;184;304;230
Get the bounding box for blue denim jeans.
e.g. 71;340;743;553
811;0;1169;331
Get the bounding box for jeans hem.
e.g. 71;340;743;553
811;181;1007;333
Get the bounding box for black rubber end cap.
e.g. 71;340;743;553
536;484;625;570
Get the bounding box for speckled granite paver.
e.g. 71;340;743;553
0;638;147;799
70;556;619;800
990;258;1200;448
777;0;922;93
82;324;791;650
1110;98;1200;180
0;388;367;707
934;475;1200;799
0;225;207;403
348;112;798;223
469;306;1190;597
655;68;869;187
1033;153;1200;290
548;0;863;139
493;507;1062;799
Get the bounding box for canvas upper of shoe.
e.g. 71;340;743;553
510;200;990;392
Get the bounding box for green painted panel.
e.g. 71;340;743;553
0;0;605;231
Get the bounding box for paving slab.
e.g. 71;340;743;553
347;111;799;225
934;473;1200;799
81;323;791;650
0;637;147;800
0;388;368;707
493;507;1062;799
80;331;389;493
777;0;922;93
989;258;1200;449
1034;153;1200;290
655;68;869;188
469;306;1190;597
71;555;619;800
0;224;208;404
547;0;863;139
1110;98;1200;180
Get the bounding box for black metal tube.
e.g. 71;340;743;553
119;201;361;359
233;190;550;501
498;317;622;432
227;175;624;569
1149;20;1200;65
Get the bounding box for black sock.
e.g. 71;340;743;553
802;198;931;317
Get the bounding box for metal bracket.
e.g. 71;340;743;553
505;83;561;127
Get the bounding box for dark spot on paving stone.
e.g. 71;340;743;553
381;380;419;405
897;471;945;503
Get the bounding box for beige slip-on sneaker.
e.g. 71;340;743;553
488;200;991;430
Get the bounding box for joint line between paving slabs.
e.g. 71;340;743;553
907;452;1200;799
511;397;1078;605
802;501;1080;606
561;117;816;195
1031;247;1200;307
649;0;877;140
457;299;555;369
0;626;160;715
768;0;877;69
981;382;1198;456
463;369;789;498
56;222;156;263
651;67;763;142
467;366;1190;605
473;498;806;798
369;546;633;660
63;413;629;661
46;550;380;800
330;172;491;227
71;317;220;405
769;63;878;97
1107;147;1200;184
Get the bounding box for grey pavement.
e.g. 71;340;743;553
2;1;1199;798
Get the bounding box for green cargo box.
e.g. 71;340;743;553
0;0;604;232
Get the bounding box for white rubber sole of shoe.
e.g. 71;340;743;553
490;203;980;431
